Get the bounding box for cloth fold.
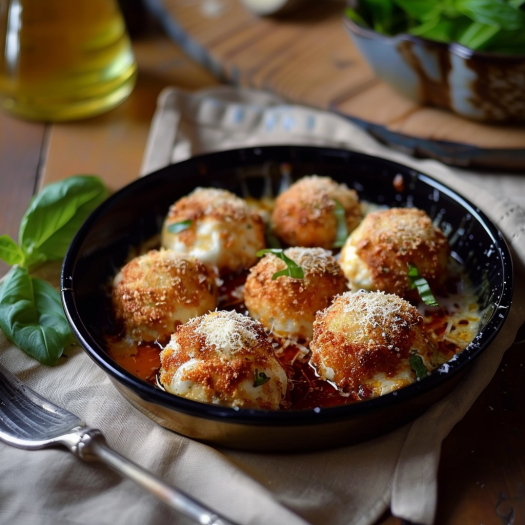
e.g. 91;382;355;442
1;86;525;525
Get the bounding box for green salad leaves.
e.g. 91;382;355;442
0;176;108;365
346;0;525;53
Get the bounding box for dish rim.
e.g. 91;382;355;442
61;145;514;427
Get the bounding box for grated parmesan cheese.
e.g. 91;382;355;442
191;311;260;355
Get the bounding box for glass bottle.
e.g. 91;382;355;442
0;0;137;121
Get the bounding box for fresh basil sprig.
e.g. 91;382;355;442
167;220;192;234
407;263;439;307
0;175;108;365
410;353;428;380
253;369;270;387
333;199;348;248
257;249;305;280
0;267;75;366
346;0;525;54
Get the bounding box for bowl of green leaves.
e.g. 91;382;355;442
344;0;525;122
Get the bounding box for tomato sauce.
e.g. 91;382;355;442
107;270;478;410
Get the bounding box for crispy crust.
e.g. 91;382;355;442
244;247;348;341
159;311;287;409
112;250;217;343
310;291;434;395
271;176;363;248
162;187;266;275
343;208;449;299
165;188;254;223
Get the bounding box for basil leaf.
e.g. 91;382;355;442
167;220;192;234
253;369;270;387
0;266;73;365
345;7;371;28
19;175;108;267
257;249;305;280
0;235;25;266
392;0;441;21
456;0;525;30
333;200;348;248
358;0;396;32
457;22;499;49
410;353;428;380
407;263;439;306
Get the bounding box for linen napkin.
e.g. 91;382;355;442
1;87;524;525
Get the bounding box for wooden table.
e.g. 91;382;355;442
1;19;524;525
146;0;525;170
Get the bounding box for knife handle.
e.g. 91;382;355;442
61;428;239;525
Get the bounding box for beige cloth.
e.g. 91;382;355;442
1;87;524;525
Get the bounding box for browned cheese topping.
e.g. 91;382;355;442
310;291;436;396
244;247;348;342
161;187;266;275
164;187;265;248
271;176;363;248
159;311;287;409
112;249;217;344
346;208;449;299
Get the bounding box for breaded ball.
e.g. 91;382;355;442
159;311;287;410
244;247;348;342
339;208;449;300
310;291;436;399
161;188;265;275
112;249;217;344
271;175;363;248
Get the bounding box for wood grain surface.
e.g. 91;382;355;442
0;113;46;276
147;0;525;169
42;34;219;191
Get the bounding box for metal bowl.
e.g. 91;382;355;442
343;16;525;123
61;146;513;452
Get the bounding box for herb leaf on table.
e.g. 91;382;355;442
19;175;108;268
0;267;74;366
0;175;108;365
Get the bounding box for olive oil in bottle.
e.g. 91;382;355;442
0;0;137;121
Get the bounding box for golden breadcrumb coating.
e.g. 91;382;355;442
161;187;265;275
340;208;450;300
310;291;437;399
159;311;287;410
112;249;217;344
271;176;363;248
244;247;348;342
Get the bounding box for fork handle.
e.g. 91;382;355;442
61;428;238;525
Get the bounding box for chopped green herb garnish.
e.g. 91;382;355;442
333;199;348;248
410;353;428;380
253;369;270;387
167;220;192;234
257;249;304;280
407;263;439;307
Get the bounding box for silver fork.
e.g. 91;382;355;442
0;362;238;525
